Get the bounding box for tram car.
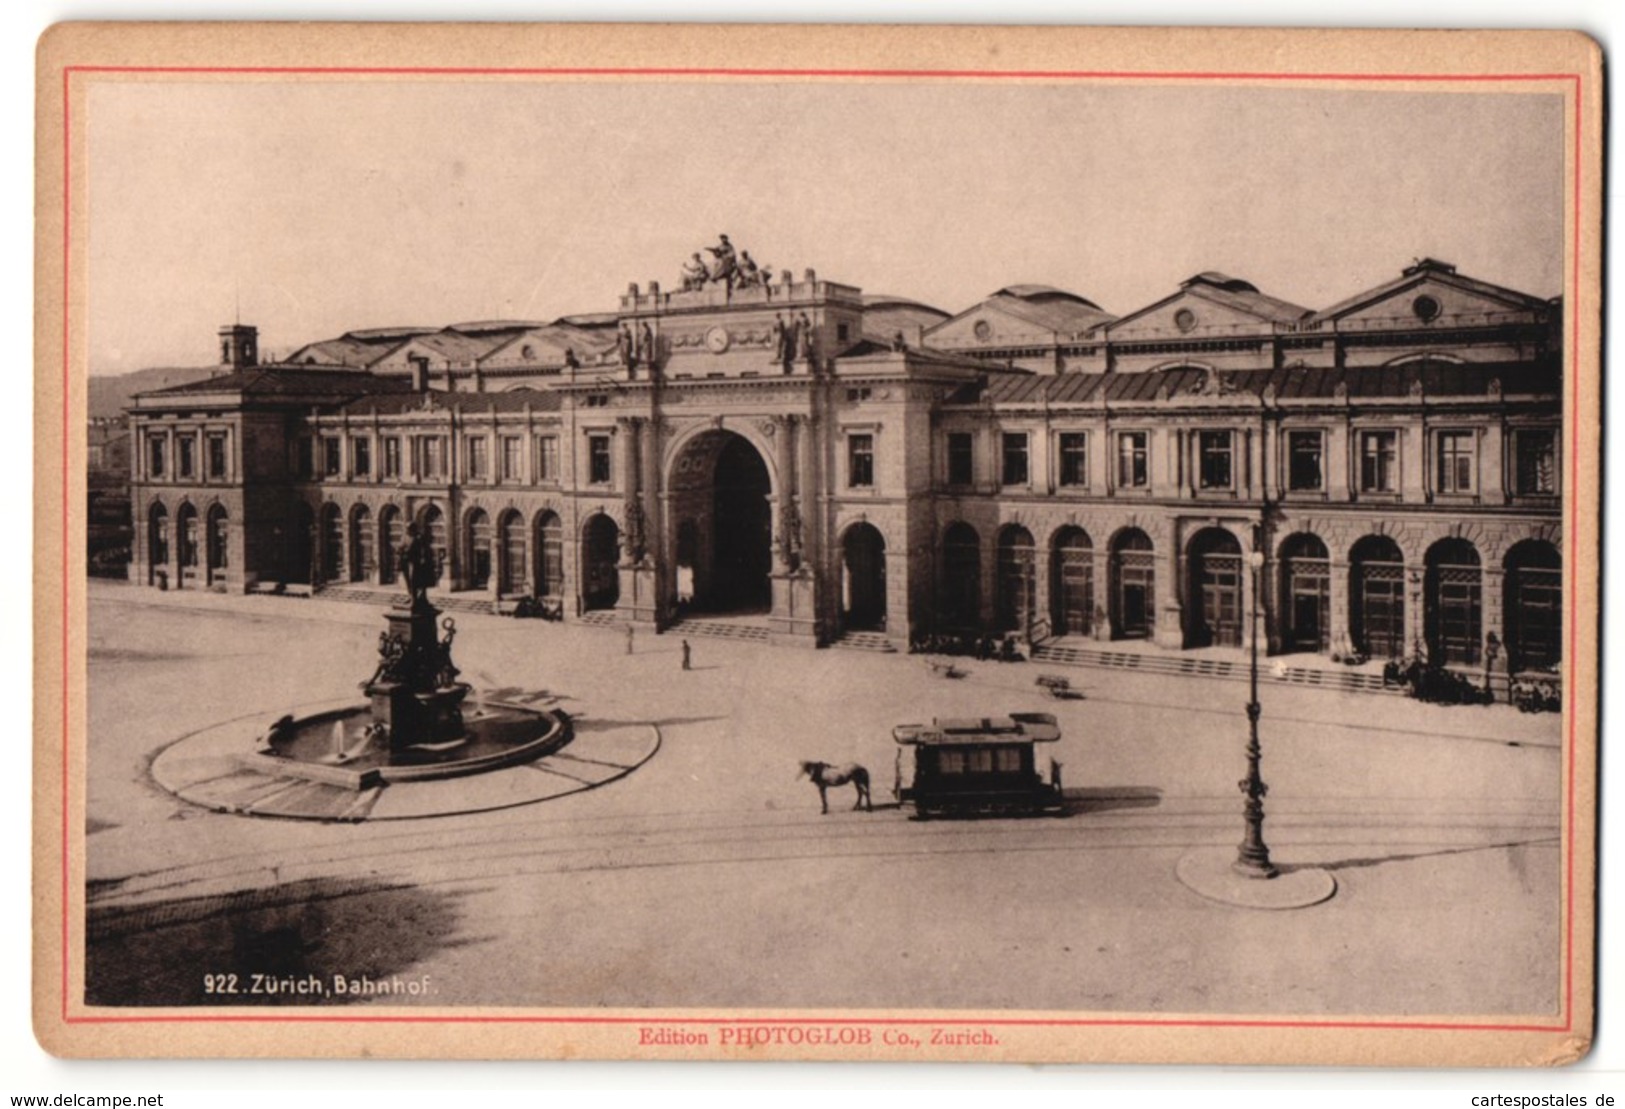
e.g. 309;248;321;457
892;712;1065;817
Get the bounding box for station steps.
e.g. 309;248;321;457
832;631;898;653
1029;641;1401;696
312;584;498;616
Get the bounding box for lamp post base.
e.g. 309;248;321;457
1232;854;1280;880
1176;849;1337;910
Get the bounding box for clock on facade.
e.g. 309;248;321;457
704;325;732;353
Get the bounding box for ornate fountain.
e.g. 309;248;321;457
240;524;567;791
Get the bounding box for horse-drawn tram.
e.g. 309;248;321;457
892;713;1065;817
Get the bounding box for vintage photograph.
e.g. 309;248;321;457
37;25;1600;1064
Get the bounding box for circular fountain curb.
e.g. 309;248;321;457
150;701;660;822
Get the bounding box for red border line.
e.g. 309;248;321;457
58;63;1587;1037
64;64;1583;82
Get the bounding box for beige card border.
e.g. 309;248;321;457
33;22;1603;1066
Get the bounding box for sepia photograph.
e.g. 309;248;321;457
33;23;1601;1066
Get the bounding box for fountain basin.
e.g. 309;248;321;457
239;701;569;792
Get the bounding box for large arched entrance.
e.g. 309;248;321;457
668;430;773;615
582;514;621;611
1186;527;1242;648
841;523;887;631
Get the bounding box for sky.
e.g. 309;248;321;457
83;77;1566;373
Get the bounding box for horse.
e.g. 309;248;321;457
799;760;872;814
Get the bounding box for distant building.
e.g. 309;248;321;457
123;256;1563;678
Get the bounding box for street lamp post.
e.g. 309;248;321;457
1235;546;1277;879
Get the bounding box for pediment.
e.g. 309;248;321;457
1323;275;1543;327
1107;289;1280;342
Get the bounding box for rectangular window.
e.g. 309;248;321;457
848;434;875;488
947;432;974;486
1515;429;1557;495
1286;430;1323;491
588;434;612;484
1435;431;1475;494
1116;432;1148;488
1001;433;1029;486
295;436;314;480
381;437;401;479
176;434;196;479
351;437;371;479
418;436;446;480
501;436;522;481
536;435;559;482
148;434;167;478
1198;431;1233;490
1359;430;1398;493
207;434;227;480
1058;432;1088;487
466;436;489;481
322;436;342;477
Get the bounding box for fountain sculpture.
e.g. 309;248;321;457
240;523;567;791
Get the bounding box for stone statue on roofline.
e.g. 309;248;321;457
680;253;708;292
705;234;738;288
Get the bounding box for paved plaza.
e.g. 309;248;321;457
81;580;1563;1015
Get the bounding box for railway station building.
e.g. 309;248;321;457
124;254;1564;678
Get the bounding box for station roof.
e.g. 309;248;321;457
133;366;411;402
335;386;562;417
944;358;1559;407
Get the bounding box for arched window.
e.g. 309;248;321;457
1050;527;1094;637
319;503;344;583
1279;533;1330;654
535;511;564;597
378;505;403;585
996;526;1036;632
417;505;447;584
1186;527;1242;648
1110;529;1155;640
350;505;373;584
466;509;492;590
1426;538;1482;665
941;523;981;630
1505;541;1561;672
498;511;526;595
1350;535;1405;659
205;504;229;584
148;502;169;584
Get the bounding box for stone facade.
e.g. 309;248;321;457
125;258;1564;676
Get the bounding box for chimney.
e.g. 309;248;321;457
408;354;430;393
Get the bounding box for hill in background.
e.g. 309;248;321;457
88;366;219;420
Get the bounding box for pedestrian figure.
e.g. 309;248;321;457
625;624;635;655
681;639;692;671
